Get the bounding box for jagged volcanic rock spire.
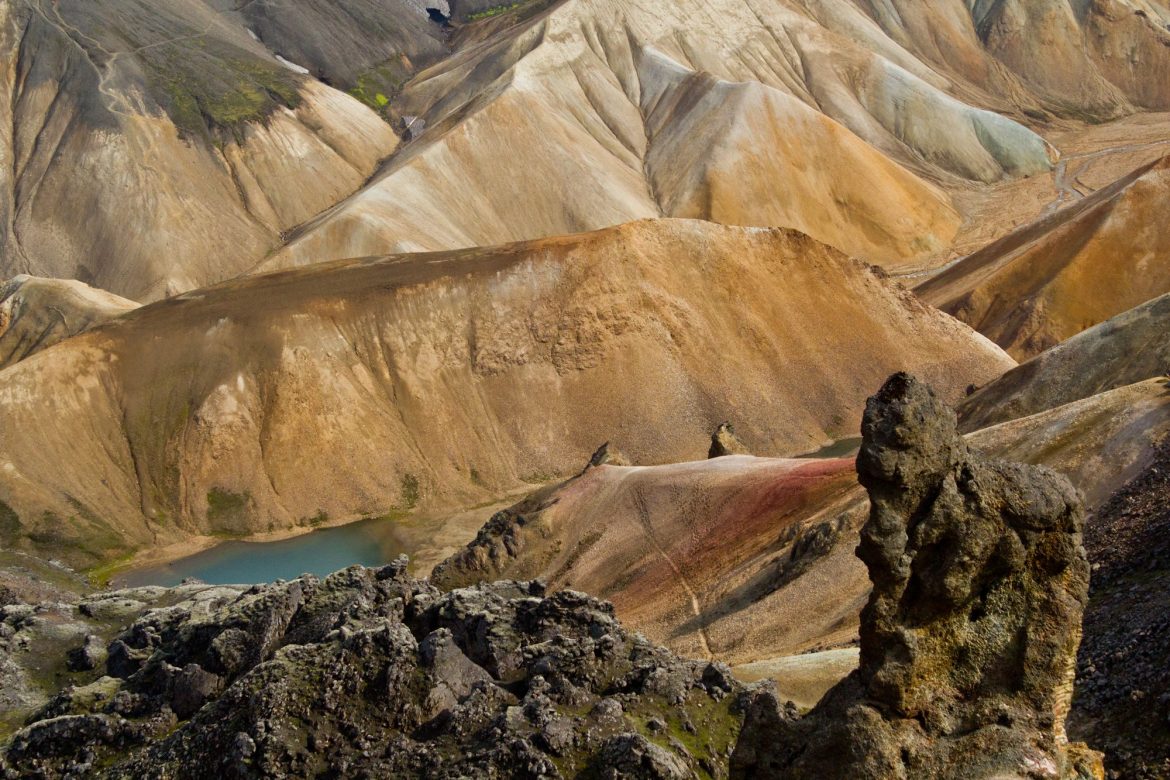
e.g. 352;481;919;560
732;373;1101;779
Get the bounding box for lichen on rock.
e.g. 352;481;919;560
732;373;1102;779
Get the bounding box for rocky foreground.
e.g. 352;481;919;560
0;376;1103;778
1072;438;1170;779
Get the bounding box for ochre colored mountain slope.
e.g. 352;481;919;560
0;220;1011;569
918;156;1170;359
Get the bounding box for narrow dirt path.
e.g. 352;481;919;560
631;488;714;660
36;0;222;121
1041;139;1170;217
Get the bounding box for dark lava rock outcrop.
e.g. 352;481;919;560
707;423;750;459
732;373;1101;779
1071;438;1170;779
0;559;744;778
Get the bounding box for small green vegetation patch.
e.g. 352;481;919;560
346;60;411;112
305;510;329;528
400;473;421;509
0;499;20;543
139;41;303;143
467;2;526;20
206;487;250;526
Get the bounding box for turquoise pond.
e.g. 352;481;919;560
116;516;410;587
112;443;857;589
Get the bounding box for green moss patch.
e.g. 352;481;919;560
146;49;303;142
0;499;20;544
346;60;412;112
466;2;526;20
206;488;253;534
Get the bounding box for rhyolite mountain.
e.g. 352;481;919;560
0;276;137;370
0;220;1012;570
2;0;1170;777
918;155;1170;360
6;0;1170;300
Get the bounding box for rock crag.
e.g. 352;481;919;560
707;424;750;459
1;561;745;778
732;373;1101;779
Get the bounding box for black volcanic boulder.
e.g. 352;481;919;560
0;562;743;778
732;373;1102;779
707;423;750;459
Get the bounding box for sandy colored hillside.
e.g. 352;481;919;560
917;156;1170;359
859;0;1170;118
0;275;137;369
960;292;1170;430
0;219;1011;570
433;375;1170;668
435;454;871;662
262;0;1078;274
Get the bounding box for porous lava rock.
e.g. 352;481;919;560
0;558;743;778
732;373;1102;779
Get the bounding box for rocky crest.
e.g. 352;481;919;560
732;373;1101;779
1;560;743;778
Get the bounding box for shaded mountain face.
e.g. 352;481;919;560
959;292;1170;430
227;0;448;91
0;219;1012;570
918;156;1170;360
0;0;403;301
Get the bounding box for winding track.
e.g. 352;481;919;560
630;486;715;660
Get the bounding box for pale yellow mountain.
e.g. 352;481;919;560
259;0;1080;274
8;0;1170;298
0;219;1011;570
917;156;1170;359
0;275;137;369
